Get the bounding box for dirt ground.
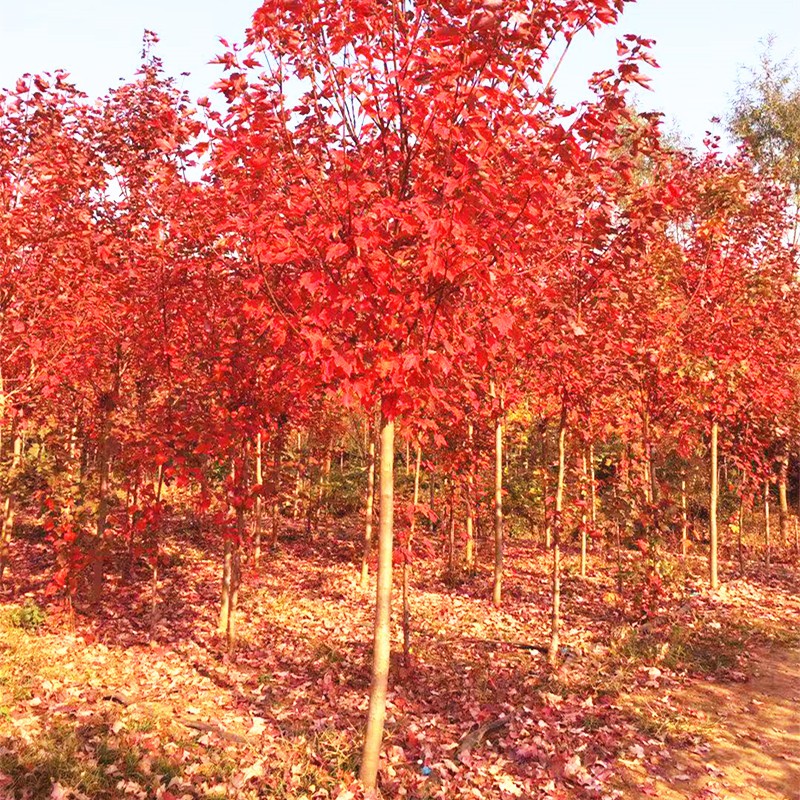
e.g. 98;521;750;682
619;645;800;800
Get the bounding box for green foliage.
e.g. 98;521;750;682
730;38;800;193
9;600;46;631
321;464;364;518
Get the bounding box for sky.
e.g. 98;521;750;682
1;0;799;147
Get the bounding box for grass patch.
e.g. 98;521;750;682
311;640;345;666
312;728;358;775
152;754;183;784
662;625;743;674
0;722;108;798
129;717;155;733
734;617;800;649
581;712;607;732
610;621;747;676
624;696;712;743
8;600;46;631
0;716;189;797
0;719;180;798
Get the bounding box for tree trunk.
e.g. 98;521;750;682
738;478;746;575
429;472;435;525
402;443;421;666
0;434;21;589
149;464;164;638
589;442;596;531
580;449;588;578
0;371;4;457
492;410;504;608
778;444;789;546
764;480;771;568
360;414;395;792
709;420;719;591
126;476;140;581
253;432;263;564
548;405;567;666
540;420;551;550
465;423;475;574
218;537;233;634
642;410;654;505
680;473;688;559
360;421;376;588
794;516;799;559
446;485;456;578
270;444;281;548
228;506;244;653
228;444;249;652
90;412;112;604
68;413;79;473
292;431;302;520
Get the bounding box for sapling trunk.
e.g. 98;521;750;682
91;411;112;604
0;497;13;590
68;413;79;471
292;431;302;520
0;434;21;589
778;445;789;546
589;442;596;530
738;483;745;575
540;421;551;550
429;472;435;523
270;431;282;548
548;405;567;666
642;410;654;506
360;415;395;791
228;506;244;653
126;477;140;581
447;486;456;579
709;420;719;590
253;432;263;564
465;423;475;573
360;421;376;588
402;443;421;666
580;449;588;578
681;474;688;561
218;538;233;634
615;520;623;597
91;354;121;604
764;480;771;568
149;464;164;639
492;411;504;608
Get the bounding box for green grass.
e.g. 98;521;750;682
0;719;170;798
8;600;46;631
311;728;359;776
311;639;345;666
625;696;712;743
128;717;155;733
610;621;744;675
609;611;800;680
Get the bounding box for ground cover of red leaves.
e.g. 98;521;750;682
1;523;799;800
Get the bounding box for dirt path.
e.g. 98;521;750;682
620;646;800;799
